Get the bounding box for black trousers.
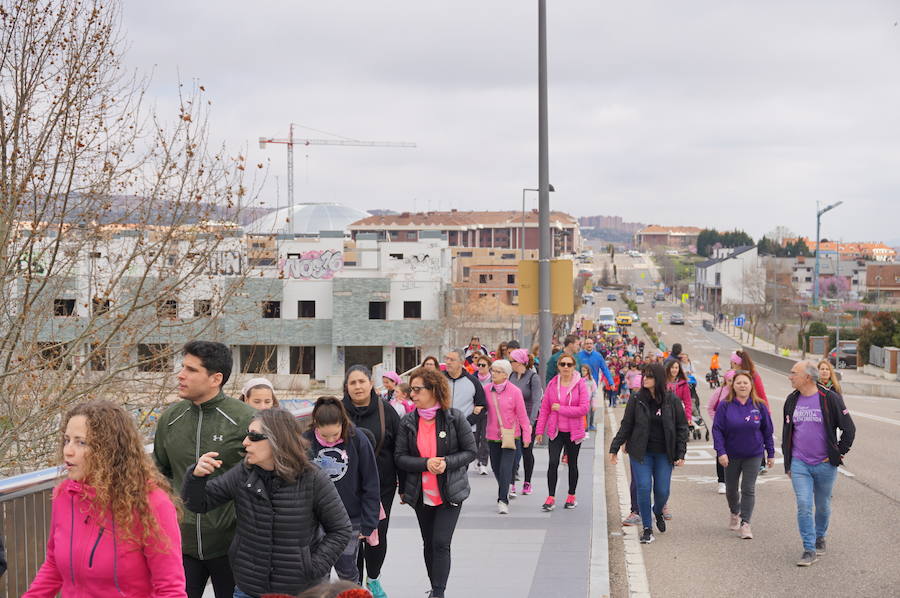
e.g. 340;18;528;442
413;498;462;598
357;488;395;581
183;554;234;598
514;432;536;484
547;432;581;496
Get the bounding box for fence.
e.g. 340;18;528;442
0;404;313;597
870;345;885;368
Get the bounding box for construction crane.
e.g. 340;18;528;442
258;123;416;218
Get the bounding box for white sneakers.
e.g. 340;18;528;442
498;501;509;515
717;482;726;494
479;464;489;475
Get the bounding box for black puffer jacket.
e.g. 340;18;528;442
395;408;476;506
609;389;689;464
342;392;403;497
182;463;352;597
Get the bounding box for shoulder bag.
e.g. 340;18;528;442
491;389;517;449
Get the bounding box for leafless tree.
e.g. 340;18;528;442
0;0;261;474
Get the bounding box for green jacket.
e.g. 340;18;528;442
153;391;256;560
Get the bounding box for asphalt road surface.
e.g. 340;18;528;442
595;251;900;597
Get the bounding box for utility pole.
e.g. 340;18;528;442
537;0;552;381
813;200;843;306
259;125;415;232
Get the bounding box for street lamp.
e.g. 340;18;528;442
521;184;554;346
813;200;843;306
875;274;883;305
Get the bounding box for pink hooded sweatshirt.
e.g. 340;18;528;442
23;479;186;598
485;381;532;446
536;374;590;443
668;378;693;420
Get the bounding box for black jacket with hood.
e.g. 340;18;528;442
609;389;689;464
782;384;855;473
342;391;404;498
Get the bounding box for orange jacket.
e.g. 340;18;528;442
710;354;720;370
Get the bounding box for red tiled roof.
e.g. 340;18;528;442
350;210;577;228
638;225;703;235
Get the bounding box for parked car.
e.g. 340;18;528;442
828;341;858;369
592;285;604;293
607;293;617;301
669;312;685;325
635;295;645;304
630;311;640;323
654;292;666;301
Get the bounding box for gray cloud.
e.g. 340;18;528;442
121;1;900;241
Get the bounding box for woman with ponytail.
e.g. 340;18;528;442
305;397;381;585
395;367;476;598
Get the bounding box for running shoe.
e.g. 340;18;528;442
367;579;388;598
815;537;826;555
662;504;672;520
739;522;753;539
522;481;533;495
655;512;666;533
562;454;569;465
729;513;740;531
564;494;577;509
717;482;726;494
541;496;555;511
622;512;642;526
498;500;509;515
509;484;517;498
639;528;655;544
479;464;489;475
588;425;597;431
584;432;590;440
796;551;818;566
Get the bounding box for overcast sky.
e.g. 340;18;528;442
122;2;900;244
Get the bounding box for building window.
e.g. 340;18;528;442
54;299;76;316
137;344;171;372
36;342;71;370
262;301;281;319
92;297;110;315
396;347;421;374
194;299;212;317
805;277;812;282
501;253;515;259
289;346;316;375
240;345;278;374
462;266;470;279
88;342;108;371
156;299;178;319
389;253;404;260
478;293;487;298
248;257;277;267
369;301;387;320
479;274;487;284
507;274;515;284
403;301;422;319
459;251;473;257
298;300;316;318
714;273;721;286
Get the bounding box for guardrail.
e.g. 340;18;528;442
869;345;885;368
0;403;313;597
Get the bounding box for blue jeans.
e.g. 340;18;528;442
233;587;254;598
631;452;674;529
790;459;838;551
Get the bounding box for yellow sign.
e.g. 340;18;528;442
583;318;594;331
681;293;689;304
517;259;575;315
640;272;646;279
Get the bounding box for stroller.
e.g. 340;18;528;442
705;368;721;389
688;374;710;441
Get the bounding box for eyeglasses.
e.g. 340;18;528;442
558;362;575;368
246;430;268;442
410;385;429;394
477;363;489;368
490;368;505;374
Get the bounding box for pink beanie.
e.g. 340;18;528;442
382;371;402;385
510;349;530;365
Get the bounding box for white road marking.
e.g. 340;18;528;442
840;410;900;428
838;467;856;478
608;408;652;598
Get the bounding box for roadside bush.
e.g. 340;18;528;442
641;322;659;347
857;312;900;363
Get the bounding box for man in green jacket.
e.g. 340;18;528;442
153;340;255;598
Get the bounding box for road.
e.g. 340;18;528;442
593;250;900;597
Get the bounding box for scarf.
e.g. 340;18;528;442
315;428;343;448
417;406;439;420
491;380;509;394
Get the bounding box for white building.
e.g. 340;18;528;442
695;246;765;312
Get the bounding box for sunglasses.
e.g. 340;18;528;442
558;362;575;368
478;363;489;368
245;430;268;442
410;385;430;394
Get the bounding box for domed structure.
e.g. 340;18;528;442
244;202;370;235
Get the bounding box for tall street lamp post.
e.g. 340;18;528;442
537;0;552;381
813;200;843;306
521;185;554;347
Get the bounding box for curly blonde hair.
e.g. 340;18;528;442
61;400;179;548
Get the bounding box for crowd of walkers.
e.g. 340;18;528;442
16;321;858;597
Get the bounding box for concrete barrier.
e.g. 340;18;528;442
741;345;797;375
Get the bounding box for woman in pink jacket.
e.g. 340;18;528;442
666;359;693;421
24;400;185;598
535;354;590;511
706;370;736;494
484;359;532;514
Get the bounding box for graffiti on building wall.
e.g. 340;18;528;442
206;250;244;276
279;250;344;280
403;252;441;273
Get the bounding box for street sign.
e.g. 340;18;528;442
681;293;689;303
664;287;670;294
734;316;745;327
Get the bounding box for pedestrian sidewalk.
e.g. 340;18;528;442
379;430;607;598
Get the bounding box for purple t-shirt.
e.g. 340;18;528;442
792;393;828;465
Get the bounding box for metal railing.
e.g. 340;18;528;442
870;345;885;368
0;404;313;597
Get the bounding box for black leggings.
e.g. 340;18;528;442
183;554;234;598
357;489;394;581
414;499;462;598
547;432;581;496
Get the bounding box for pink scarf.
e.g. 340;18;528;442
314;428;343;448
417;406;439;420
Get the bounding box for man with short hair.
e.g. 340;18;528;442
784;360;855;567
444;350;488;472
576;337;614;431
463;336;489;365
545;334;582;383
153;341;256;598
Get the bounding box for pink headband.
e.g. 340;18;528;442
510;349;530;365
730;352;743;366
